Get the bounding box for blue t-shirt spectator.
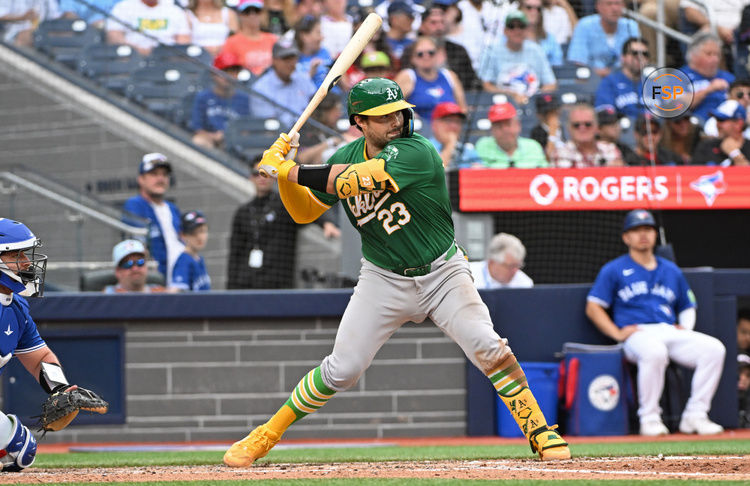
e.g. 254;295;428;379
251;69;316;128
171;252;211;291
538;34;563;67
595;69;644;118
480;39;556;95
189;89;250;133
681;65;735;121
298;47;334;88
567;15;640;71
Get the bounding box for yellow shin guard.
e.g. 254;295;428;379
500;387;571;460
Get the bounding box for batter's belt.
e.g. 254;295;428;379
391;241;459;277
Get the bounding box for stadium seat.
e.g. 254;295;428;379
465;91;514;116
80;268;165;292
33;19;103;69
224;116;283;161
77;44;145;94
148;44;213;66
125;65;198;119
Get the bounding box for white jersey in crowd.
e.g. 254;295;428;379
151;200;184;285
106;0;190;50
470;261;534;289
450;0;511;72
0;0;59;43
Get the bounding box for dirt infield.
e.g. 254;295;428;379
1;456;747;482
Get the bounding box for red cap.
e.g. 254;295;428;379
213;51;242;70
488;102;517;122
431;101;466;121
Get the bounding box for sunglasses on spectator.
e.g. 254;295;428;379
415;50;437;58
119;258;146;270
571;121;594;129
733;90;750;99
628;49;649;57
523;5;542;10
506;22;527;30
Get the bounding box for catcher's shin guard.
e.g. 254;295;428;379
499;387;571;460
223;424;281;467
1;415;37;472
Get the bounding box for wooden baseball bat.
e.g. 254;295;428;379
287;13;383;139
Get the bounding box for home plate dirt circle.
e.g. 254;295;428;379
4;456;749;482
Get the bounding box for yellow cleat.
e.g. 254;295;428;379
223;424;281;467
529;425;571;461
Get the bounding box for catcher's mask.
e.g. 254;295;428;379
0;218;47;297
348;77;415;138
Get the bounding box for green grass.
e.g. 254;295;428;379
33;439;750;468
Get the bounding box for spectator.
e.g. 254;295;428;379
596;106;638;164
294;15;334;90
294;0;324;25
638;0;679;64
566;0;640;78
692;100;750;165
553;103;623;167
470;233;534;289
704;79;750;138
595;37;649;119
682;0;746;48
221;0;278;76
682;33;734;122
190;51;251;149
739;308;750;353
418;5;481;91
739;354;750;427
320;0;353;57
122;153;184;279
261;0;293;36
104;239;167;293
170;211;211;291
394;36;467;122
629;113;683;166
361;50;394;79
480;11;557;105
185;0;239;56
586;208;726;436
106;0;190;57
476;102;548;168
59;0;119;29
385;1;416;65
296;92;358;165
251;39;316;127
660;112;700;164
427;101;481;168
453;0;506;71
227;157;339;289
0;0;59;47
542;0;578;45
521;0;563;66
530;92;565;161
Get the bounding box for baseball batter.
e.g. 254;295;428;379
586;209;726;436
223;78;570;466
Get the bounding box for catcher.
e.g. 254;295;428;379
0;218;108;472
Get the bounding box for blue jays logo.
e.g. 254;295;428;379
502;66;540;96
690;170;726;206
634;210;650;221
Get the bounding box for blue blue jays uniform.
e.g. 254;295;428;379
594;69;644;119
122;194;182;276
587;254;696;327
170;252;211;291
0;295;46;375
680;65;734;121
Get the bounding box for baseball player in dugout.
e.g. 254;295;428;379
586;209;726;437
0;218;107;472
223;78;571;467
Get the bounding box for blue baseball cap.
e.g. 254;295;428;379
623;209;657;232
181;210;207;233
388;1;415;17
710;99;747;121
139;152;172;175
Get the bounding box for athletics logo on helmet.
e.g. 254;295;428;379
622;209;657;232
347;77;415;122
0;218;47;297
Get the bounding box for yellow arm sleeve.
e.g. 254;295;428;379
278;174;331;224
334;158;398;199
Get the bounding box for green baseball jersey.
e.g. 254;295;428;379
312;133;455;270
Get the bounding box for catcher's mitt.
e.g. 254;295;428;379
37;385;108;432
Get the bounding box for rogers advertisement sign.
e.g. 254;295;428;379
458;166;750;212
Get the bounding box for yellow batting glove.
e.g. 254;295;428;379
259;147;295;179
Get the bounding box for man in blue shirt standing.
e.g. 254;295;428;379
122;153;184;280
595;37;649;119
586;209;726;436
251;39;316;129
567;0;640;77
191;51;250;149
